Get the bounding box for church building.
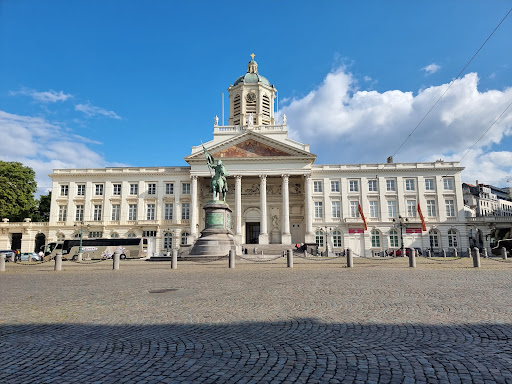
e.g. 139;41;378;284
2;56;469;256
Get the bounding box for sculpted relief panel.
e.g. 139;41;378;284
213;139;290;158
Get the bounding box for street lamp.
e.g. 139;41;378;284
321;226;332;256
74;221;89;254
392;216;408;255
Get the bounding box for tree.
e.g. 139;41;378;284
32;191;51;222
0;161;38;221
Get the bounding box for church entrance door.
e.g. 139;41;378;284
246;222;260;244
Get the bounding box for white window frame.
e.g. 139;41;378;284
350;201;359;218
426;200;436;217
146;204;155;220
314;202;323;218
130;183;138;195
387;201;397;218
58;205;67;221
182;202;190;220
113;184;122;196
369;201;379;218
313;181;323;193
60;185;69;196
386;179;396;192
331;201;340;218
93;204;102;221
165;183;174;195
425;179;435;191
95;184;104;196
368;180;378;192
446;199;455;217
443;178;454;191
182;183;191;195
330;181;340;192
332;230;342;248
407;200;416;217
448;229;458;247
147;183;156;195
111;204;120;221
315;230;324;247
164;203;173;220
371;230;381;248
75;205;84;222
128;204;137;221
349;180;359;192
405;179;415;191
389;229;399;248
77;184;85;196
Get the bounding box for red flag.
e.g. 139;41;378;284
358;203;367;231
417;203;426;231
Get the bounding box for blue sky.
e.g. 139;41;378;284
1;1;512;192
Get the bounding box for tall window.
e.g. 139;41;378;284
182;183;191;195
314;202;323;218
387;201;397;218
386;179;396;191
369;201;379;218
349;180;359;192
331;181;339;192
350;201;359;218
165;183;174;195
448;229;458;247
147;183;156;195
315;230;324;247
371;230;381;248
95;184;104;196
181;232;189;245
426;200;436;217
429;230;440;248
425;179;435;191
368;180;378;192
128;204;137;220
93;204;102;221
60;185;69;196
77;184;85;196
407;200;416;217
75;205;84;221
58;205;67;221
164;203;173;220
443;178;454;191
164;232;173;250
405;179;415;191
111;232;119;238
113;184;121;195
313;181;322;193
331;201;340;218
182;203;190;220
446;200;455;217
88;231;102;238
389;229;399;248
146;204;155;220
130;183;138;195
332;230;342;247
111;204;120;221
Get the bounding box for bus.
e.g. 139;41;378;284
491;239;512;257
45;238;147;260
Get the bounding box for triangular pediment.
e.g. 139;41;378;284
185;131;316;163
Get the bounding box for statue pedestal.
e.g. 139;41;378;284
188;200;235;258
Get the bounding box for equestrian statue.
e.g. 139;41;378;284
202;144;229;202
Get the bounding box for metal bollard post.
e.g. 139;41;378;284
346;248;353;268
54;252;62;271
482;248;488;258
453;248;458;258
171;249;178;269
472;248;481;268
113;250;120;270
0;254;5;272
442;249;446;258
229;249;235;269
502;247;507;260
409;249;416;268
303;250;307;258
467;247;471;258
287;249;293;268
77;252;83;262
427;249;431;258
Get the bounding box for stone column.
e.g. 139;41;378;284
305;174;314;243
235;175;242;239
189;175;198;241
281;174;291;244
259;175;269;244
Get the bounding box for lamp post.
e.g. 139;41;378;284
392;216;408;255
321;226;332;256
74;221;90;254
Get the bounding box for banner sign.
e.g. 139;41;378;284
349;229;365;234
406;228;422;234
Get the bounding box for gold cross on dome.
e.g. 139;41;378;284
250;53;255;60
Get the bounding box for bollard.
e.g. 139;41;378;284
229;249;235;269
0;254;5;272
482;248;488;258
426;249;431;258
113;250;120;270
287;249;293;268
10;253;15;262
453;248;458;258
77;252;83;262
467;247;471;258
472;248;481;268
172;249;178;269
442;249;446;258
409;249;416;268
502;247;507;260
346;248;353;268
54;252;62;271
303;250;307;258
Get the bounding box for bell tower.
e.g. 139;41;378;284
227;54;277;127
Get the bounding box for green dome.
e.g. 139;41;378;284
233;72;270;86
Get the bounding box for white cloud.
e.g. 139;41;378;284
0;110;125;194
10;88;73;103
422;63;441;75
75;103;121;119
282;68;512;186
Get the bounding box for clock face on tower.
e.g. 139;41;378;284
246;92;256;103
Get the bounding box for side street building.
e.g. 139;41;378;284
0;56;480;256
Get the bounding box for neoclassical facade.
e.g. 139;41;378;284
1;56;470;256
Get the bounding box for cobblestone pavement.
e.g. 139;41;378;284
1;257;511;383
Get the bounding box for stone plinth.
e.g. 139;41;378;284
188;200;235;258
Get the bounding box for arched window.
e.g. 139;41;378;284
371;230;381;248
448;229;458;248
429;229;440;248
181;232;189;245
111;232;119;238
389;229;399;248
332;230;342;248
315;230;324;247
127;232;137;238
164;232;173;250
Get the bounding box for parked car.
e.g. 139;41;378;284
0;250;14;261
393;248;416;257
20;252;41;262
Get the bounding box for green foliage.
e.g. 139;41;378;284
32;191;52;222
0;161;38;221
